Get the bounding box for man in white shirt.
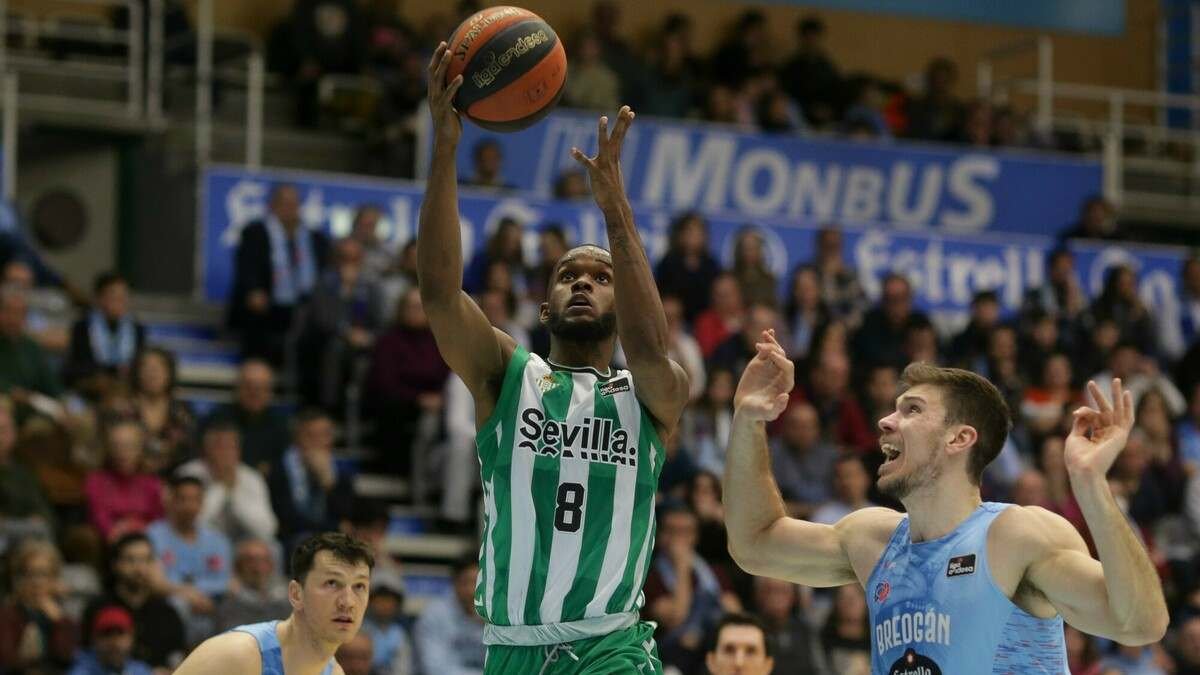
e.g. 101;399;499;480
177;420;277;542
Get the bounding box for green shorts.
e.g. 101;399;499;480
484;621;662;675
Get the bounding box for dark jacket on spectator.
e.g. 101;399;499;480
655;252;722;323
227;221;331;330
0;601;78;672
63;315;147;386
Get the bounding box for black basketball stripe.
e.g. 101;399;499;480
454;18;559;110
470;77;565;132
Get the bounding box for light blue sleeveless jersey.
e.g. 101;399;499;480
231;621;337;675
866;502;1069;674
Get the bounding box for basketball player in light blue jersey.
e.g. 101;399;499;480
173;533;373;675
724;331;1168;674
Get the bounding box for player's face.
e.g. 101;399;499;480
876;384;950;500
542;252;616;342
705;625;774;675
292;551;370;646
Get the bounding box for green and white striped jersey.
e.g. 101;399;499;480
474;345;665;646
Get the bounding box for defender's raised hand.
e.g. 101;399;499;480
427;41;464;145
1064;378;1136;481
734;330;794;422
571;106;634;214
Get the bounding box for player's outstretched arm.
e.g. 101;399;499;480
723;331;897;587
1022;379;1168;645
571;106;688;435
172;631;260;675
418;42;515;416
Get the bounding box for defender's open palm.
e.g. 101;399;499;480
427;42;464;144
572;106;634;213
733;330;794;422
1065;378;1135;479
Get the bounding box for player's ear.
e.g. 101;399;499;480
945;424;978;457
288;579;303;611
539;302;550;325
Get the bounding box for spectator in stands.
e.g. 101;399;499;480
1174;616;1200;675
645;501;742;674
682;368;735;478
1179;382;1200;473
528;226;570;305
1009;468;1050;508
414;555;485;674
820;584;871;674
1020;352;1081;447
771;402;837;518
841;76;893;139
286;0;368;127
361;576;412;675
0;539;78;672
1090;342;1187;416
1097;643;1171;675
146;475;232;644
663;296;706;402
779;15;841;129
207;359;290;474
1088;265;1156;357
348;205;392;283
655;211;722;323
589;0;644;106
131;347;194;474
1062;195;1122;241
366;289;450;474
298;237;384;409
796;351;874;452
0;199;85;304
810;226;866;328
751;577;818;673
949;290;1001;368
861;364;899;430
83;533;186;669
478;289;531;352
337;633;378;675
0;397;56;542
177;420;278;542
3;260;71;355
1022;248;1087;339
711;10;771;88
851;273;929;370
906;57;964;142
640;15;703;119
379;240;418;321
564;30;620;112
1160;256;1200;363
756;88;807;135
552;170;590;201
704;84;743;126
903;317;941;366
464;216;524;294
229;183;331;366
438;374;478;532
69;604;153;675
65;272;146;394
461;138;512;191
269;408;355;548
85;419;164;542
213;538;290;632
1018;308;1066;384
959;99;994;146
782;264;830;361
0;283;63;397
710;304;781;378
686;471;731;569
693;273;745;360
731;228;777;309
705;612;776;675
812;454;875;524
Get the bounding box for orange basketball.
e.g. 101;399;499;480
446;6;567;132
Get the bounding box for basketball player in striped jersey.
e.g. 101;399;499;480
419;43;689;674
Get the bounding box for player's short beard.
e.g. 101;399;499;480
878;450;942;501
546;307;617;342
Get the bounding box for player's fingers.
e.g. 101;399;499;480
597;115;609;150
445;74;464;101
610;106;634;146
1122;390;1134;427
570;147;596;170
1112;377;1125;421
1087;380;1111;413
428;42;447;75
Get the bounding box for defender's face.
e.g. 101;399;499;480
293;551;370;646
542;253;616;340
876;385;949;499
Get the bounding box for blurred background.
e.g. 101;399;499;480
0;1;1198;674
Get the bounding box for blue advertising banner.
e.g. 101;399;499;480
755;0;1124;35
201;166;1185;333
435;109;1103;237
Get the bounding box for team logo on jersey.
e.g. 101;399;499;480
874;581;891;603
946;554;976;577
598;377;631;397
888;648;942;675
517;407;637;466
537;373;559;394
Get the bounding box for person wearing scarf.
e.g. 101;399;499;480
266;409;354;551
228;183;330;365
64;272;145;393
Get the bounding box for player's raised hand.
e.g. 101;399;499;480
571;106;634;214
733;330;794;422
1064;378;1135;481
427;42;464;145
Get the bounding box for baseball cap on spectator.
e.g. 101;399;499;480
92;605;134;635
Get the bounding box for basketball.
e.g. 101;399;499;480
445;6;567;132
